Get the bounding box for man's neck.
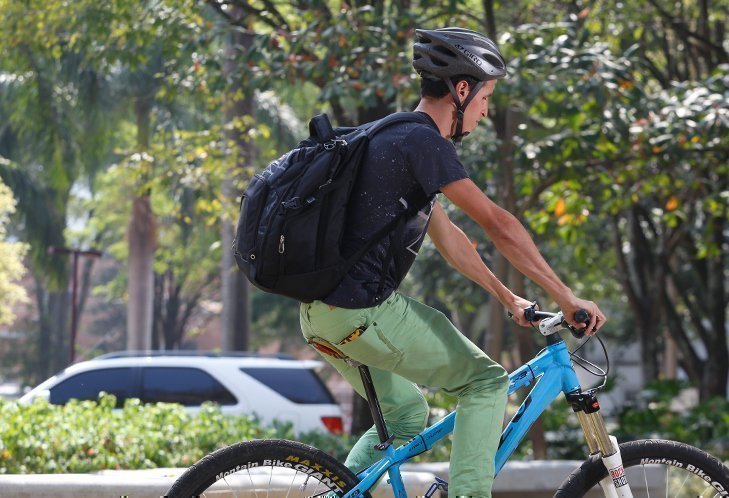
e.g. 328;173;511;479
414;97;455;139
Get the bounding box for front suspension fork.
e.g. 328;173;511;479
567;391;633;498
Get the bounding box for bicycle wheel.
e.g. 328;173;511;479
166;439;362;498
555;439;729;497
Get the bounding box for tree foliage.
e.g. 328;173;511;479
0;0;122;377
0;179;28;326
0;0;726;407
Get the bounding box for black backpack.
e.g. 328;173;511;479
232;111;431;302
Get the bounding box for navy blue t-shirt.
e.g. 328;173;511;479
324;112;469;308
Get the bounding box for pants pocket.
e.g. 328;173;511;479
337;323;403;371
303;305;367;342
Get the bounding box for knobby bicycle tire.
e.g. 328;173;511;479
166;439;363;498
555;438;729;497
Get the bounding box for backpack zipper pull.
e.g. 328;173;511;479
278;235;285;253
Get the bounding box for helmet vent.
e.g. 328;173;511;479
482;53;505;70
433;45;457;58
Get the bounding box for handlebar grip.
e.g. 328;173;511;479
571;309;590;339
524;307;538;323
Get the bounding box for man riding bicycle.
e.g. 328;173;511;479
300;27;607;498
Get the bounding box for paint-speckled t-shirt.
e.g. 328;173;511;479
324;112;469;309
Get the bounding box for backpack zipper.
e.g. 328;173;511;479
262;142;342;275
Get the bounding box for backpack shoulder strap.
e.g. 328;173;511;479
364;111;433;137
345;188;431;296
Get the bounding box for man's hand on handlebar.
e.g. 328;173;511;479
507;296;540;328
555;294;607;336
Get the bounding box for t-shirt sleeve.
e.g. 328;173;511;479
403;125;469;196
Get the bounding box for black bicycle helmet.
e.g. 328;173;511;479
413;28;507;82
413;28;507;143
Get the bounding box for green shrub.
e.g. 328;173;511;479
424;381;729;462
614;381;729;460
0;394;298;474
12;382;723;475
542;380;729;461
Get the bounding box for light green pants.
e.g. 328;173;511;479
300;292;509;498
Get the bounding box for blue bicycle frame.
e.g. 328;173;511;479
343;338;582;498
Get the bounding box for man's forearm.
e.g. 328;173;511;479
485;208;572;301
440;178;573;302
441;178;604;331
428;205;516;308
439;227;517;307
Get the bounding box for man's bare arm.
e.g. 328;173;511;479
427;202;534;324
440;178;605;333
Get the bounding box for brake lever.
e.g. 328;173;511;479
571;309;590;339
507;301;538;322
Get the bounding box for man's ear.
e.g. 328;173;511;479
455;80;470;97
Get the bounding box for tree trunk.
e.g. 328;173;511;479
701;218;728;400
127;194;156;350
77;255;97;326
220;17;253;352
663;333;678;379
512;268;547;459
490;105;516;385
35;285;70;379
484;104;519;367
491;103;548;456
662;260;679;380
627;208;662;383
35;285;53;380
163;276;182;350
127;96;156;351
484;253;508;363
152;272;163;350
701;332;728;400
482;0;496;39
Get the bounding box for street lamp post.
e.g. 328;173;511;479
48;246;102;363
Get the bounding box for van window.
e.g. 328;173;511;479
240;368;335;404
49;367;135;407
141;367;237;406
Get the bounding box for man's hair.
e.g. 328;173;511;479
420;75;480;98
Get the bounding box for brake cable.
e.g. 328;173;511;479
528;321;610;391
569;334;610;390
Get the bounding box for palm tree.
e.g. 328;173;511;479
0;50;115;379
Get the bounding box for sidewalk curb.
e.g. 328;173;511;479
0;460;663;497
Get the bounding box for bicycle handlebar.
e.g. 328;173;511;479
524;307;590;339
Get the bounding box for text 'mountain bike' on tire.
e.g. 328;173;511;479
166;439;363;498
555;439;729;497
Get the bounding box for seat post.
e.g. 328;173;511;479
357;364;393;448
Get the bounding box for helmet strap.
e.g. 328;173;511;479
445;79;485;144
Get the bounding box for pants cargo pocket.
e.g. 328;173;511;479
336;323;403;371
